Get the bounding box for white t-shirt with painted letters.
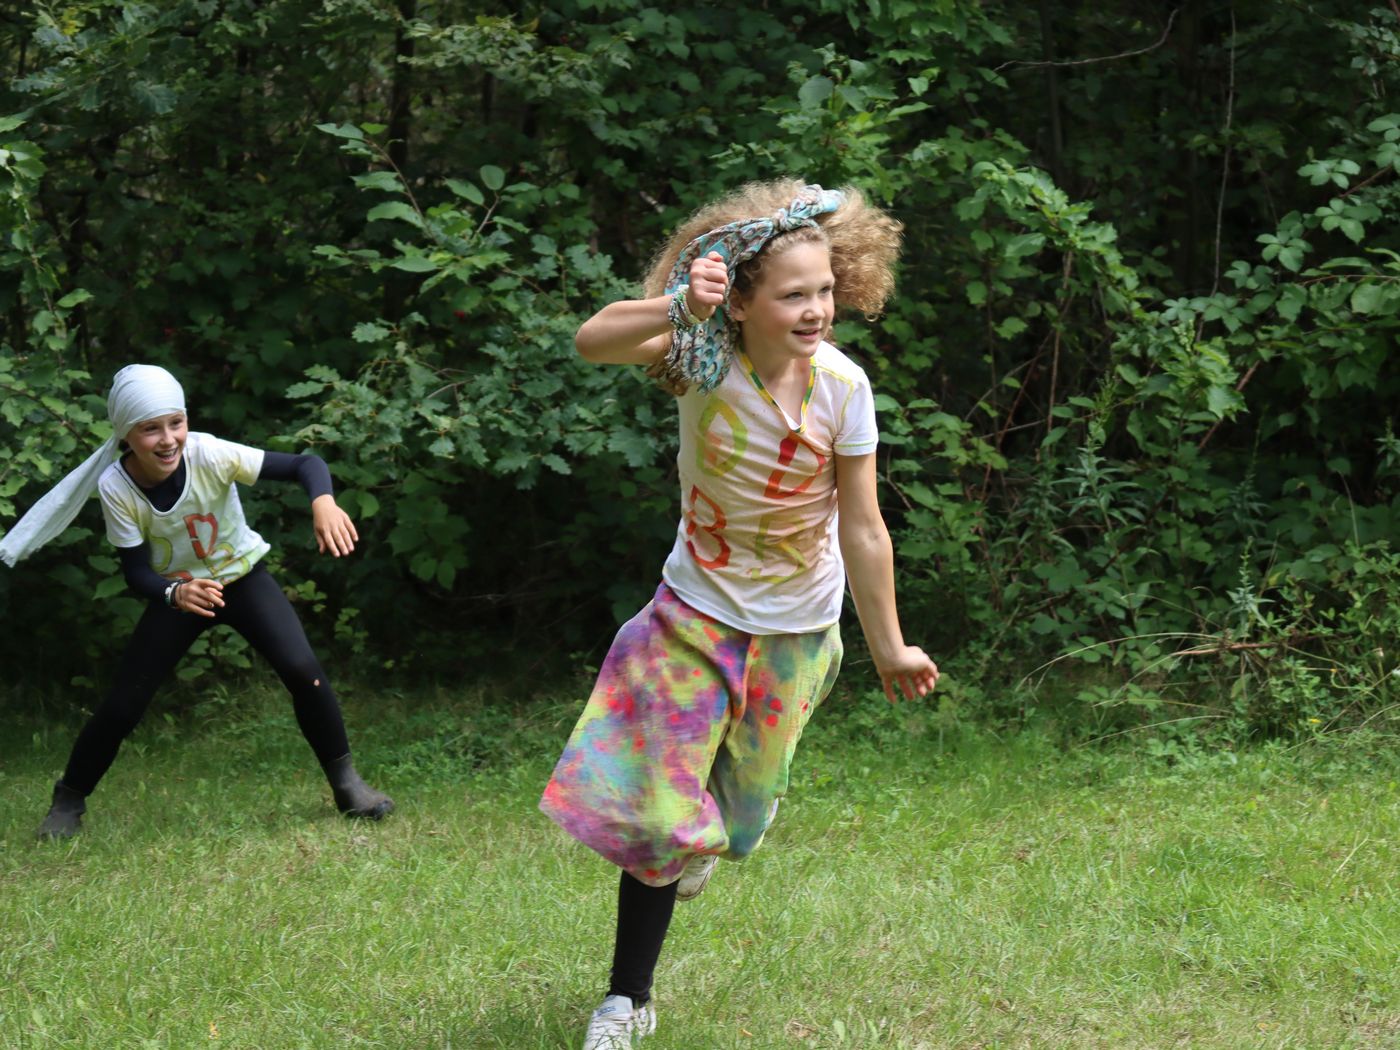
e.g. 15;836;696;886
98;431;271;583
661;341;879;634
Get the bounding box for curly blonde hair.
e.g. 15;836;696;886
641;179;902;393
642;178;903;316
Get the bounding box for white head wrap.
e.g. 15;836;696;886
0;364;186;567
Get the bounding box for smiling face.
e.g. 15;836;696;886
729;240;836;368
124;412;188;487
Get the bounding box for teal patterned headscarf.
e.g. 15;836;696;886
654;184;845;394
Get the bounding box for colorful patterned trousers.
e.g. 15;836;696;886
541;582;842;886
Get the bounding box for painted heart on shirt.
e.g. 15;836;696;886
184;513;219;559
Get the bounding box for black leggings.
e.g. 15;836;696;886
62;565;351;795
608;871;679;1005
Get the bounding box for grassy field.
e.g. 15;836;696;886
1;677;1398;1049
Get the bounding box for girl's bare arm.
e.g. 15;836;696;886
574;297;672;365
574;252;729;366
835;452;940;702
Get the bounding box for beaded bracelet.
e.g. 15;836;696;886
668;285;704;329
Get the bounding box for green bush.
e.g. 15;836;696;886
3;1;1400;741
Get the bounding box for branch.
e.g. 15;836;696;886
1192;360;1260;453
1298;273;1400;287
996;9;1180;73
1043;250;1074;453
1174;634;1319;658
1339;165;1396;199
0;382;89;442
1209;8;1237;299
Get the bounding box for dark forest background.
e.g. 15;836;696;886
3;1;1398;742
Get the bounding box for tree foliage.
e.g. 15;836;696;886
2;0;1399;737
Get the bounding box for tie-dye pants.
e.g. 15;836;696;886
541;582;842;887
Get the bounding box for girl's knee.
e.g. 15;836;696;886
281;655;328;690
719;796;780;859
724;827;768;859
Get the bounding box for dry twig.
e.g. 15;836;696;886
996;9;1180;73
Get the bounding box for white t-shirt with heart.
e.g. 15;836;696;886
98;432;271;582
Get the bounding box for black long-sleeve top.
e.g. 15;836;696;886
116;451;334;600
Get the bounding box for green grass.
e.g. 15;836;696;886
2;680;1399;1048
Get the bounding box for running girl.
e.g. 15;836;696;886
0;364;393;838
540;181;939;1048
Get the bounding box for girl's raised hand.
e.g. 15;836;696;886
311;494;359;557
876;645;940;704
685;251;729;321
177;577;225;618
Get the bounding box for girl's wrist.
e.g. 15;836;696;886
668;286;704;329
867;634;907;667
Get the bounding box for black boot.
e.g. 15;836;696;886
37;780;87;840
321;754;394;819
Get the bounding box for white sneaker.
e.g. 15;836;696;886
676;853;718;901
582;994;656;1050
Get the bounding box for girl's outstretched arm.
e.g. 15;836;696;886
575;252;729;365
259;452;358;556
574;297;672;365
835;452;940;702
